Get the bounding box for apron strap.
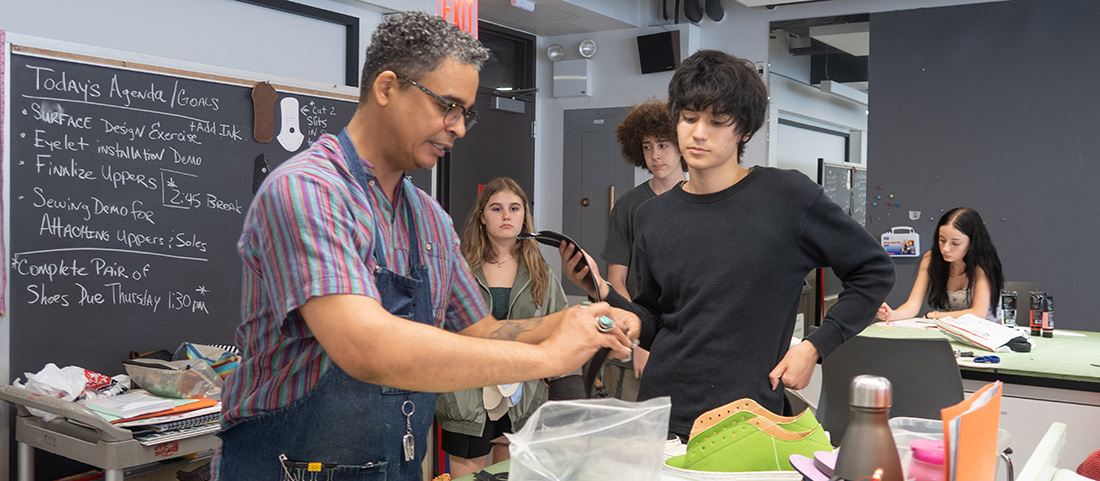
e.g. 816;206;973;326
336;128;422;270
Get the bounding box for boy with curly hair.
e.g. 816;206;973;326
602;100;688;300
600;101;687;393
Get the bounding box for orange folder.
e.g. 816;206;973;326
940;381;1002;481
108;397;219;424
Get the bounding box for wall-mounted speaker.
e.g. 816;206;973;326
636;31;681;74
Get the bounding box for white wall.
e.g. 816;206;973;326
533;23;699;233
530;0;1005;244
0;0;417;87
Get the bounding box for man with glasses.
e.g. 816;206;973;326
216;11;637;480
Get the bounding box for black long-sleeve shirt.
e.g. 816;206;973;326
607;167;895;436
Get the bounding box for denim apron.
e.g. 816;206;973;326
217;129;437;480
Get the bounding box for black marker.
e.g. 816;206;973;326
1000;290;1017;326
1042;294;1054;338
1029;292;1044;336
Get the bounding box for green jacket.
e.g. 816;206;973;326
434;262;568;436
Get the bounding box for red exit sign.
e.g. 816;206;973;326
438;0;479;38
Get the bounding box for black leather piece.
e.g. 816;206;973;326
683;0;703;23
253;153;270;195
1006;336;1032;352
518;230;610;398
705;0;724;21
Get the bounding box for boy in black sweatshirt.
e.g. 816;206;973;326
562;50;895;439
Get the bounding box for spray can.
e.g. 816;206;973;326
1042;294;1055;338
1000;290;1018;326
1029;292;1044;336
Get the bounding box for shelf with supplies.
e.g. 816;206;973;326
0;385;221;481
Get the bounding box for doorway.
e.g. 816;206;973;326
440;23;537;224
561;107;639;297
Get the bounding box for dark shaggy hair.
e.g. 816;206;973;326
358;11;490;103
615;100;687;172
927;207;1005;311
667;50;768;160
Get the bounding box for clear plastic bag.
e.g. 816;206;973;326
123;358;223;400
506;396;671;481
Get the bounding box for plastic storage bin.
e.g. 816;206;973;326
888;417;1011;480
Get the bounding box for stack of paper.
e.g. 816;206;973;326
84;392;175;419
107;397;217;424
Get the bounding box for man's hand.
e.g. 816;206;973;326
768;340;820;391
607;305;641;342
539;302;635;375
558;241;608;300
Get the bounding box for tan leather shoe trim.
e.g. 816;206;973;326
749;417;816;441
690;398;809;439
690;415;817;447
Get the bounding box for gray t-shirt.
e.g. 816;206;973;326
600;181;657;297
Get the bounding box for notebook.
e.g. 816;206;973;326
113;403;221;428
146;412;220;432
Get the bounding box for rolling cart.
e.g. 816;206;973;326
0;385;220;481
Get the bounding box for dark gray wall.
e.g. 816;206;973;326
868;0;1100;331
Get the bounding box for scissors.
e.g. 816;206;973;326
974;355;1001;363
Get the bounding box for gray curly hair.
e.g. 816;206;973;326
359;11;490;103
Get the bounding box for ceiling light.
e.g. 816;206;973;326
510;0;534;12
819;80;868;106
579;39;597;59
547;44;565;62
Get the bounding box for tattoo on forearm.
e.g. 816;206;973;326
490;317;544;340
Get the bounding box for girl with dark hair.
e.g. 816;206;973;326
435;177;577;477
877;207;1005;322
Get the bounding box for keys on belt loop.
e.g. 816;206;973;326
402;399;416;461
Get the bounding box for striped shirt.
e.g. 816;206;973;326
222;133;488;425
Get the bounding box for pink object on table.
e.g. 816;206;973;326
909;439;946;481
790;454;830;481
814;450;837;477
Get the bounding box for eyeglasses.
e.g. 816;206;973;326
394;72;481;131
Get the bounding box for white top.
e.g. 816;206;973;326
946;289;1001;322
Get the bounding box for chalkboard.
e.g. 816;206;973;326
820;162;867;227
817;161;868;303
5;45;357;379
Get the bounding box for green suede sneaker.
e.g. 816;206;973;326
666;410;832;472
